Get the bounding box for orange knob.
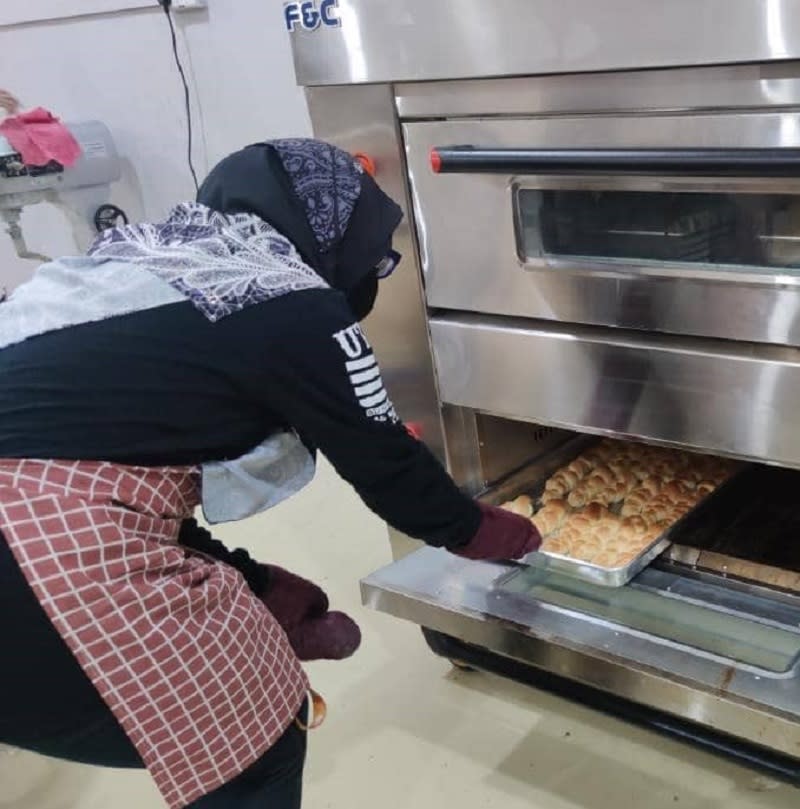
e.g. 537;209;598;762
353;152;377;177
406;422;424;440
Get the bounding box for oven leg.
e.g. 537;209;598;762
420;628;800;786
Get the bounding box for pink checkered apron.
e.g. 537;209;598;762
0;459;308;808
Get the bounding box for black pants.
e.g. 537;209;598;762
0;530;306;808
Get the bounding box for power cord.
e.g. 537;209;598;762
159;0;199;192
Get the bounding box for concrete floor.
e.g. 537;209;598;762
3;460;798;809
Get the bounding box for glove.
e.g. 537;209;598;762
258;565;329;630
259;565;361;661
287;612;362;662
453;503;541;561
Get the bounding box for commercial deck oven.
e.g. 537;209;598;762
288;0;800;779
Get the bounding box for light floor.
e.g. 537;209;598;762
3;460;798;809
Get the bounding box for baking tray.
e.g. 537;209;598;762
664;465;800;592
481;436;742;588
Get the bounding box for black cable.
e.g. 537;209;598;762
161;2;199;192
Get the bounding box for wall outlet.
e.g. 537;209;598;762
172;0;207;9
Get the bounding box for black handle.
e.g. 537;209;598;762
429;146;800;177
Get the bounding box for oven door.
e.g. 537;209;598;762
360;437;800;766
361;544;800;768
405;113;800;346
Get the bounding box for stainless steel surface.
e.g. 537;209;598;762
305;84;443;564
406;114;800;346
502;564;800;673
527;532;670;590
300;3;800;756
306;84;445;465
476;416;566;489
440;406;483;494
430;314;800;469
290;0;800;87
444;407;569;495
362;548;800;758
396;63;800;119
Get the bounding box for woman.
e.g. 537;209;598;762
0;139;540;808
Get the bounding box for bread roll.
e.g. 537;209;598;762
695;480;716;498
655;494;680;522
582;502;610;521
542;536;569;556
639;476;663;496
591;466;617;486
567;483;592;508
501;495;534;517
660;480;691;503
593;550;624;569
544;467;581;498
570;540;598;562
567;468;620;507
532;499;569;535
593;518;620;543
621;515;647;532
614;471;637;498
566;457;593;477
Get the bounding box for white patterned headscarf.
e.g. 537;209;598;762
87;202;327;322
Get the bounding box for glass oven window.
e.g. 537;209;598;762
517;188;800;272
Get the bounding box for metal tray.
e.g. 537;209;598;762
481;436;741;588
664;465;800;593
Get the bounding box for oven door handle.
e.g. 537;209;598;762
429;146;800;177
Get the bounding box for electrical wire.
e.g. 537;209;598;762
161;3;200;192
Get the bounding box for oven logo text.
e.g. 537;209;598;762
284;0;341;32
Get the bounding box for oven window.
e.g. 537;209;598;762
517;189;800;272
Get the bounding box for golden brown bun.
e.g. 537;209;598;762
582;502;610;521
544;467;581;498
567;486;590;509
532;499;569;535
639;476;663;496
660;480;690;503
536;440;737;571
566;457;594;477
621;515;647;532
695;480;716;497
501;495;533;518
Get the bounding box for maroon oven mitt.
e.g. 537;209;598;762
286;612;362;662
454;502;542;562
258;565;329;630
258;565;361;661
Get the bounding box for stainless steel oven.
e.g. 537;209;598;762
289;0;800;779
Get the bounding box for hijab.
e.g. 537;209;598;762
197;138;404;319
77;139;403;325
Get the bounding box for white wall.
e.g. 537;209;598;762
0;0;311;292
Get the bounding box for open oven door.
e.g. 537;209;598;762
361;543;800;782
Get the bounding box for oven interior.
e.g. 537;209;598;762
441;413;800;675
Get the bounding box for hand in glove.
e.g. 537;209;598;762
286;612;362;662
453;503;541;562
259;565;361;661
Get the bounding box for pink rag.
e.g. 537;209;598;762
0;107;81;167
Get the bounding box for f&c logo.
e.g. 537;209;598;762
284;0;341;32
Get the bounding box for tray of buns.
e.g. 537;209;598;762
495;437;740;587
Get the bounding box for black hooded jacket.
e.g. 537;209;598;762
0;142;481;565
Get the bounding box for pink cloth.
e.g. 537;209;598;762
0;107;81;167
